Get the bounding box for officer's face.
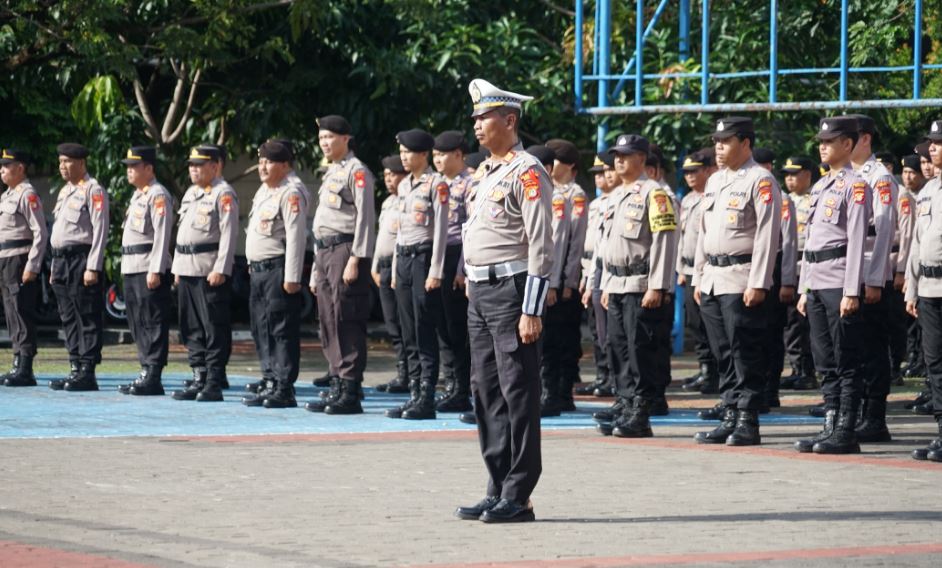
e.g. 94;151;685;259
433;149;464;177
902;168;926;190
603;167;619;187
0;162;25;187
258;158;289;186
784;171;812;193
384;169;406;193
473;110;515;150
683;168;709;192
58;156;86;183
921;157;935;179
189;161;216;187
613;152;644;179
594;173;608;191
125;163;154;188
399;146;428;174
818;137;853;166
319;130;350;162
930;142;942;169
713;136;743;168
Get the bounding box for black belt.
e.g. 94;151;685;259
921;265;942;278
249;256;285;272
315;234;354;249
681;256;695;267
606;262;649;277
376;256;393;269
707;254;752;267
396;242;433;257
175;243;219;254
595;257;602;269
121;244;153;255
51;244;91;258
804;246;847;264
0;238;32;251
582;251;593;260
868;225;876;237
891;245;900;253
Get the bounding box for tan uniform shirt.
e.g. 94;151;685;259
780;193;798;287
694;159;782;294
791;191;813;276
859;157;898;286
312;152;376;259
171;178;239;277
371;194;399;273
0;180;47;274
393;167;449;280
906;177;942;301
584;191;617;288
50;174;108;271
246;179;306;283
676;190;705;277
894;187;915;275
549;188;571;289
286;170;315;253
600;176;678;295
121;182;173;275
559;181;587;289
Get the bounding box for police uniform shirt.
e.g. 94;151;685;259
463;144;553;314
780;193;799;287
0;180;47;273
797;166;871;296
50;174;108;271
582;192;613;286
906;177;942;301
558;181;587;289
859;156;899;286
312;151;376;259
549;188;572;289
245;178;306;283
693;158;782;294
121;182;173;275
677;190;705;277
286;169;315;252
894;186;915;275
586;188;621;287
600;177;677;294
371;194;399;273
394;166;449;280
171;178;239;277
792;192;813;260
446;170;472;246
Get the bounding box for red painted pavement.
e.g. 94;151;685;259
0;540;153;568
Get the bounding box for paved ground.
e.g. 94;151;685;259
0;339;939;568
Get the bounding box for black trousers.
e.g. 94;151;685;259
916;297;942;418
0;254;38;357
765;257;788;391
315;242;370;382
51;251;103;364
468;273;541;503
250;259;301;385
438;245;470;385
683;280;713;365
699;291;769;410
396;250;441;384
542;294;583;386
805;288;865;407
886;285;908;372
589;287;611;382
607;292;671;402
177;276;232;371
124;272;171;367
861;282;894;400
908;314;925;370
377;261;407;368
783;304;815;377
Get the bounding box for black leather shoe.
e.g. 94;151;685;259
436;390;473;412
726;410;761;446
795;409;837;453
458;412;477;425
905;391;931;410
454;496;501;520
913;439;942;460
480;499;535;523
808;402;827;418
325;380;364;415
698;403;725;421
913;402;934;416
593;384;615;397
64;363;99;392
263;384;298;409
694;408;737;444
791;375;819;391
312;372;333;387
650;397;669;416
596;422;614;436
539;398;563;418
593;398;626;423
50;361;80;391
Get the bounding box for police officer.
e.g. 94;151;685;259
242;140;307;408
454;79;552;524
595;133;678;438
170;145;239;402
118;146;173;396
678;149;719;394
432;130;473;413
47;143;108;392
753;148;776;171
0;149;47;387
917;142;935;179
779;157;819;390
889;154;916;385
794;116;871;454
692;117;781;446
848;114;898;444
373;155;410;394
905;119;942;462
901;154;929;383
385;128;448;420
305;116;375;415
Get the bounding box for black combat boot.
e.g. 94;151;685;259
650;395;670;416
402;380;437;420
698;362;719;394
593;397;627;423
726;409;761;446
813;399;861;454
436;377;473;412
856;396;892;443
386;379;420;418
791;373;819;391
575;375;605;396
593;377;615;397
196;368;225;402
5;354;36;387
118;367;146;394
612;397;654;438
325;380;364;415
0;354;20;384
458;411;477;424
795;408;837;453
905;385;931;410
912;418;942;461
377;361;410;394
681;366;703;388
243;379;275;406
129;366;165;396
539;369;563;417
808;401;827;417
173;368;207;400
698;401;726;421
64;362;99;392
694;407;738;444
558;375;577;412
913;401;934;415
306;376;341;412
765;375;781;409
312;372;333;387
49;360;80;391
437;375;455;401
263;382;298;408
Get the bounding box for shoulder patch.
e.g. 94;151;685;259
552;195;566;219
520;168;541;201
27;193;39;210
288;192;300;213
154;195;167;216
757;178;773;204
852;182;867;204
220;193;234;213
92;189;104;211
436;181;449;204
354;169;367;189
876;180;892;205
648;189;676;232
781;201;791;221
900;196;911;216
572;194;586;218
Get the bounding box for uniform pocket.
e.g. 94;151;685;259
495;329;519;353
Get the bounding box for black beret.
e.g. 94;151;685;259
434;131;469;153
599;152;615;168
609;133;649;156
753;148;776;165
269;138;295;155
915;141;931;159
187;144;223;164
381;155;406;174
56;143;89;159
317;115;352;135
396;129;435;152
682;149;715;171
464;151;488;170
545;139;579;166
526;145;556;167
780;156;816;174
712;117;754;139
0;148;30;165
847;114;876;135
121;146;157;165
901;154;921;171
875;151;896;169
258;141;293;163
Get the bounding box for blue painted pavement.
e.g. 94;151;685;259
0;373;821;439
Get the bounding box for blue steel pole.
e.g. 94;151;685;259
593;0;600;76
575;0;584;112
839;0;849;102
673;0;692;356
636;0;644;107
598;0;612;153
612;0;670;98
701;0;709;105
770;0;778;103
914;0;923;99
679;0;690;60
